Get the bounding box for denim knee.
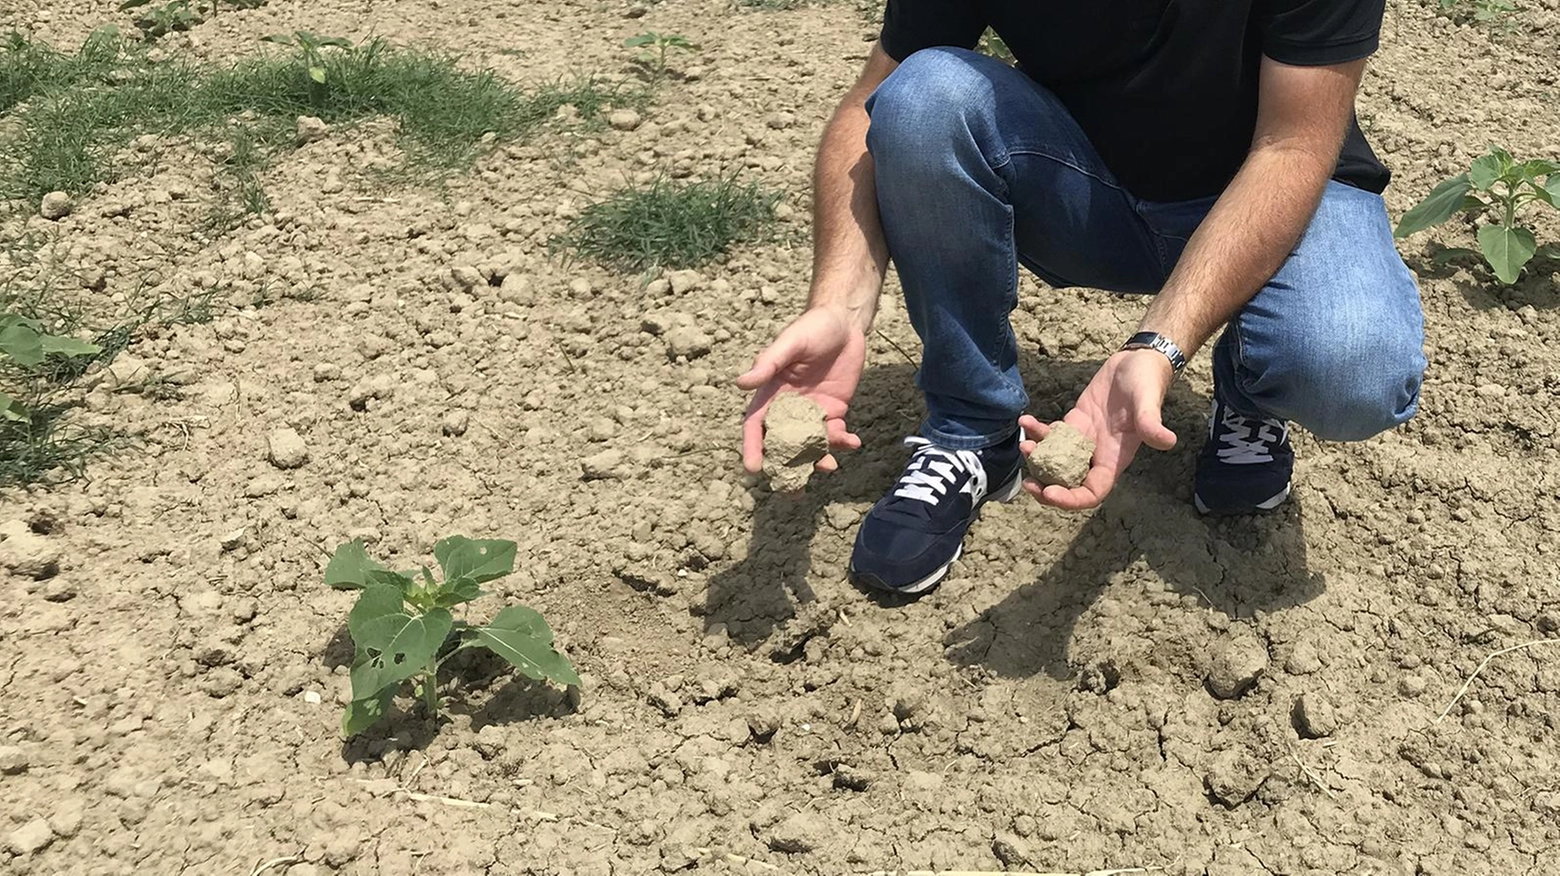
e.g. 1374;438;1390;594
1230;310;1426;443
865;48;1001;174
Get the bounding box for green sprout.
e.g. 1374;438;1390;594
1435;0;1520;30
1394;146;1560;285
259;30;354;109
118;0;200;41
325;536;581;737
0;313;100;422
624;31;696;81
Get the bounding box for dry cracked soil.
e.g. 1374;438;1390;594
2;0;1560;874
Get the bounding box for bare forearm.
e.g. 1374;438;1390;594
808;56;895;334
1139;145;1335;358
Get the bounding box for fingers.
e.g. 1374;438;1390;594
736;333;802;391
1017;413;1049;442
1134;403;1177;452
824;416;861;452
741;404;767;473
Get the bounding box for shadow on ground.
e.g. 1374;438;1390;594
703;350;1326;656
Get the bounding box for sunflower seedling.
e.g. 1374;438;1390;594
1394;146;1560;285
119;0;200;41
0;313;100;422
259;30;354;109
624;32;696;81
325;536;581;737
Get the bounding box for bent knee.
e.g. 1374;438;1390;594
866;48;996;154
1263;342;1426;442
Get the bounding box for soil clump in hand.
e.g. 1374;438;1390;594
1026;422;1095;488
763;394;829;492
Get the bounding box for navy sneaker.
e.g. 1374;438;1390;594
849;433;1024;594
1194;399;1294;515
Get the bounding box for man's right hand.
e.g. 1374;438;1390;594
737;306;867;474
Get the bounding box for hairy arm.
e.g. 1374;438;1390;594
1136;56;1368;362
807;43;900;334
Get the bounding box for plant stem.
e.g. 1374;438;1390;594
421;669;439;718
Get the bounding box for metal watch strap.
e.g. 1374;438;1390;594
1121;331;1187;375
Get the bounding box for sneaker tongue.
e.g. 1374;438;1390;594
882;453;970;521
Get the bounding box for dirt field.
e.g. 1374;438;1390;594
2;0;1559;874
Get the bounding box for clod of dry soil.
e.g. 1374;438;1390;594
1027;421;1095;488
762;393;828;492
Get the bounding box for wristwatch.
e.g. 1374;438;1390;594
1120;331;1187;377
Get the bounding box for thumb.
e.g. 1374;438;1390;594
1135;402;1177;452
736;334;802;390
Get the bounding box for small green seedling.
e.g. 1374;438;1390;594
1436;0;1520;29
260;30;354;108
325;536;580;737
0;313;100;422
1394;146;1560;285
118;0;200;41
624;32;696;80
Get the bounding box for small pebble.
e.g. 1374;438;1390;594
266;427;309;469
39;191;72;220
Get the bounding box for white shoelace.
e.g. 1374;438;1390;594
1213;408;1289;465
891;438;988;505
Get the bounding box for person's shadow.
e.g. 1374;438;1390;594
701;362;921;645
702;351;1323;664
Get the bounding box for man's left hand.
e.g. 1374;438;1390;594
1020;349;1179;510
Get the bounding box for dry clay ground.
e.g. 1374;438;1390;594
2;0;1560;874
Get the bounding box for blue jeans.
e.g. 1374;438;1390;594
863;47;1427;450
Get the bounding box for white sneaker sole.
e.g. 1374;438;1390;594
860;472;1027;595
1194;482;1291;516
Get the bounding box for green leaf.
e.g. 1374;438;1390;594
118;0;155;8
347;584;407;648
1546;175;1560;203
1395;174;1473;238
470;605;582;688
324;539;387;590
1478;223;1537;285
0;391;26;423
0;320;44;367
354;607;454;692
1519;159;1560;180
38;334;100;358
624;34;656;47
308;66;327;84
342;685;396;736
434;536;517;585
365;568;416;592
1469;154;1503;191
259;33;293;45
433;576;483;608
1535;243;1560;262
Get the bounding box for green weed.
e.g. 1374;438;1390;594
624;32;696;81
1434;0;1521;30
1395;146;1559;285
978;29;1014;64
0;304;118;488
0;32;616;208
325;537;580;736
555;175;780;273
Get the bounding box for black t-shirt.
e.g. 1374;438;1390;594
878;0;1390;202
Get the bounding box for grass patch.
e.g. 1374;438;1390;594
0;31;639;207
554;175;780;273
